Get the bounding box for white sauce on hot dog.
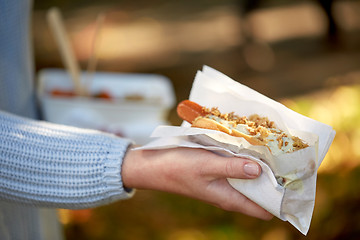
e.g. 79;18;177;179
207;114;300;155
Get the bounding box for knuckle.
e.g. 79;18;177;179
225;159;240;178
218;198;237;212
218;191;249;212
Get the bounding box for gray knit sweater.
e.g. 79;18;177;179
0;111;133;208
0;0;133;239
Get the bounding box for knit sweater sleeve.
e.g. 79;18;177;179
0;110;134;209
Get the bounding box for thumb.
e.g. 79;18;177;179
207;157;261;179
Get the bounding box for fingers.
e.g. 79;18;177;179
202;155;261;179
199;154;272;220
207;179;273;220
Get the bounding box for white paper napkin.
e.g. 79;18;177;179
137;66;336;235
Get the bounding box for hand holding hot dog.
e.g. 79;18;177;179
122;147;273;220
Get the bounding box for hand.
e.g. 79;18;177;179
122;147;273;220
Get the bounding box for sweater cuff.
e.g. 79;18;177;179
103;137;135;203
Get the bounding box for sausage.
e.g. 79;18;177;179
176;100;206;124
176;100;309;153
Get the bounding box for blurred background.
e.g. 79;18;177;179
32;0;360;239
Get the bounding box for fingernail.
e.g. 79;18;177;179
244;162;260;177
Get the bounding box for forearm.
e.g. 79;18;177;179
0;111;133;209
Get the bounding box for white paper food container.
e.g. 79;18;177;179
37;68;175;144
138;66;336;235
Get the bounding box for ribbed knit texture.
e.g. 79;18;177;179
0;0;134;238
0;111;133;208
0;0;133;210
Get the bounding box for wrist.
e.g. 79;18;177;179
121;148;175;192
122;147;140;189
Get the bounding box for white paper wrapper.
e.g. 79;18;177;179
137;66;336;235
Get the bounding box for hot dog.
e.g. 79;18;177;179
177;100;308;155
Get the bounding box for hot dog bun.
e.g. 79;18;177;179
192;117;265;146
177;100;308;154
